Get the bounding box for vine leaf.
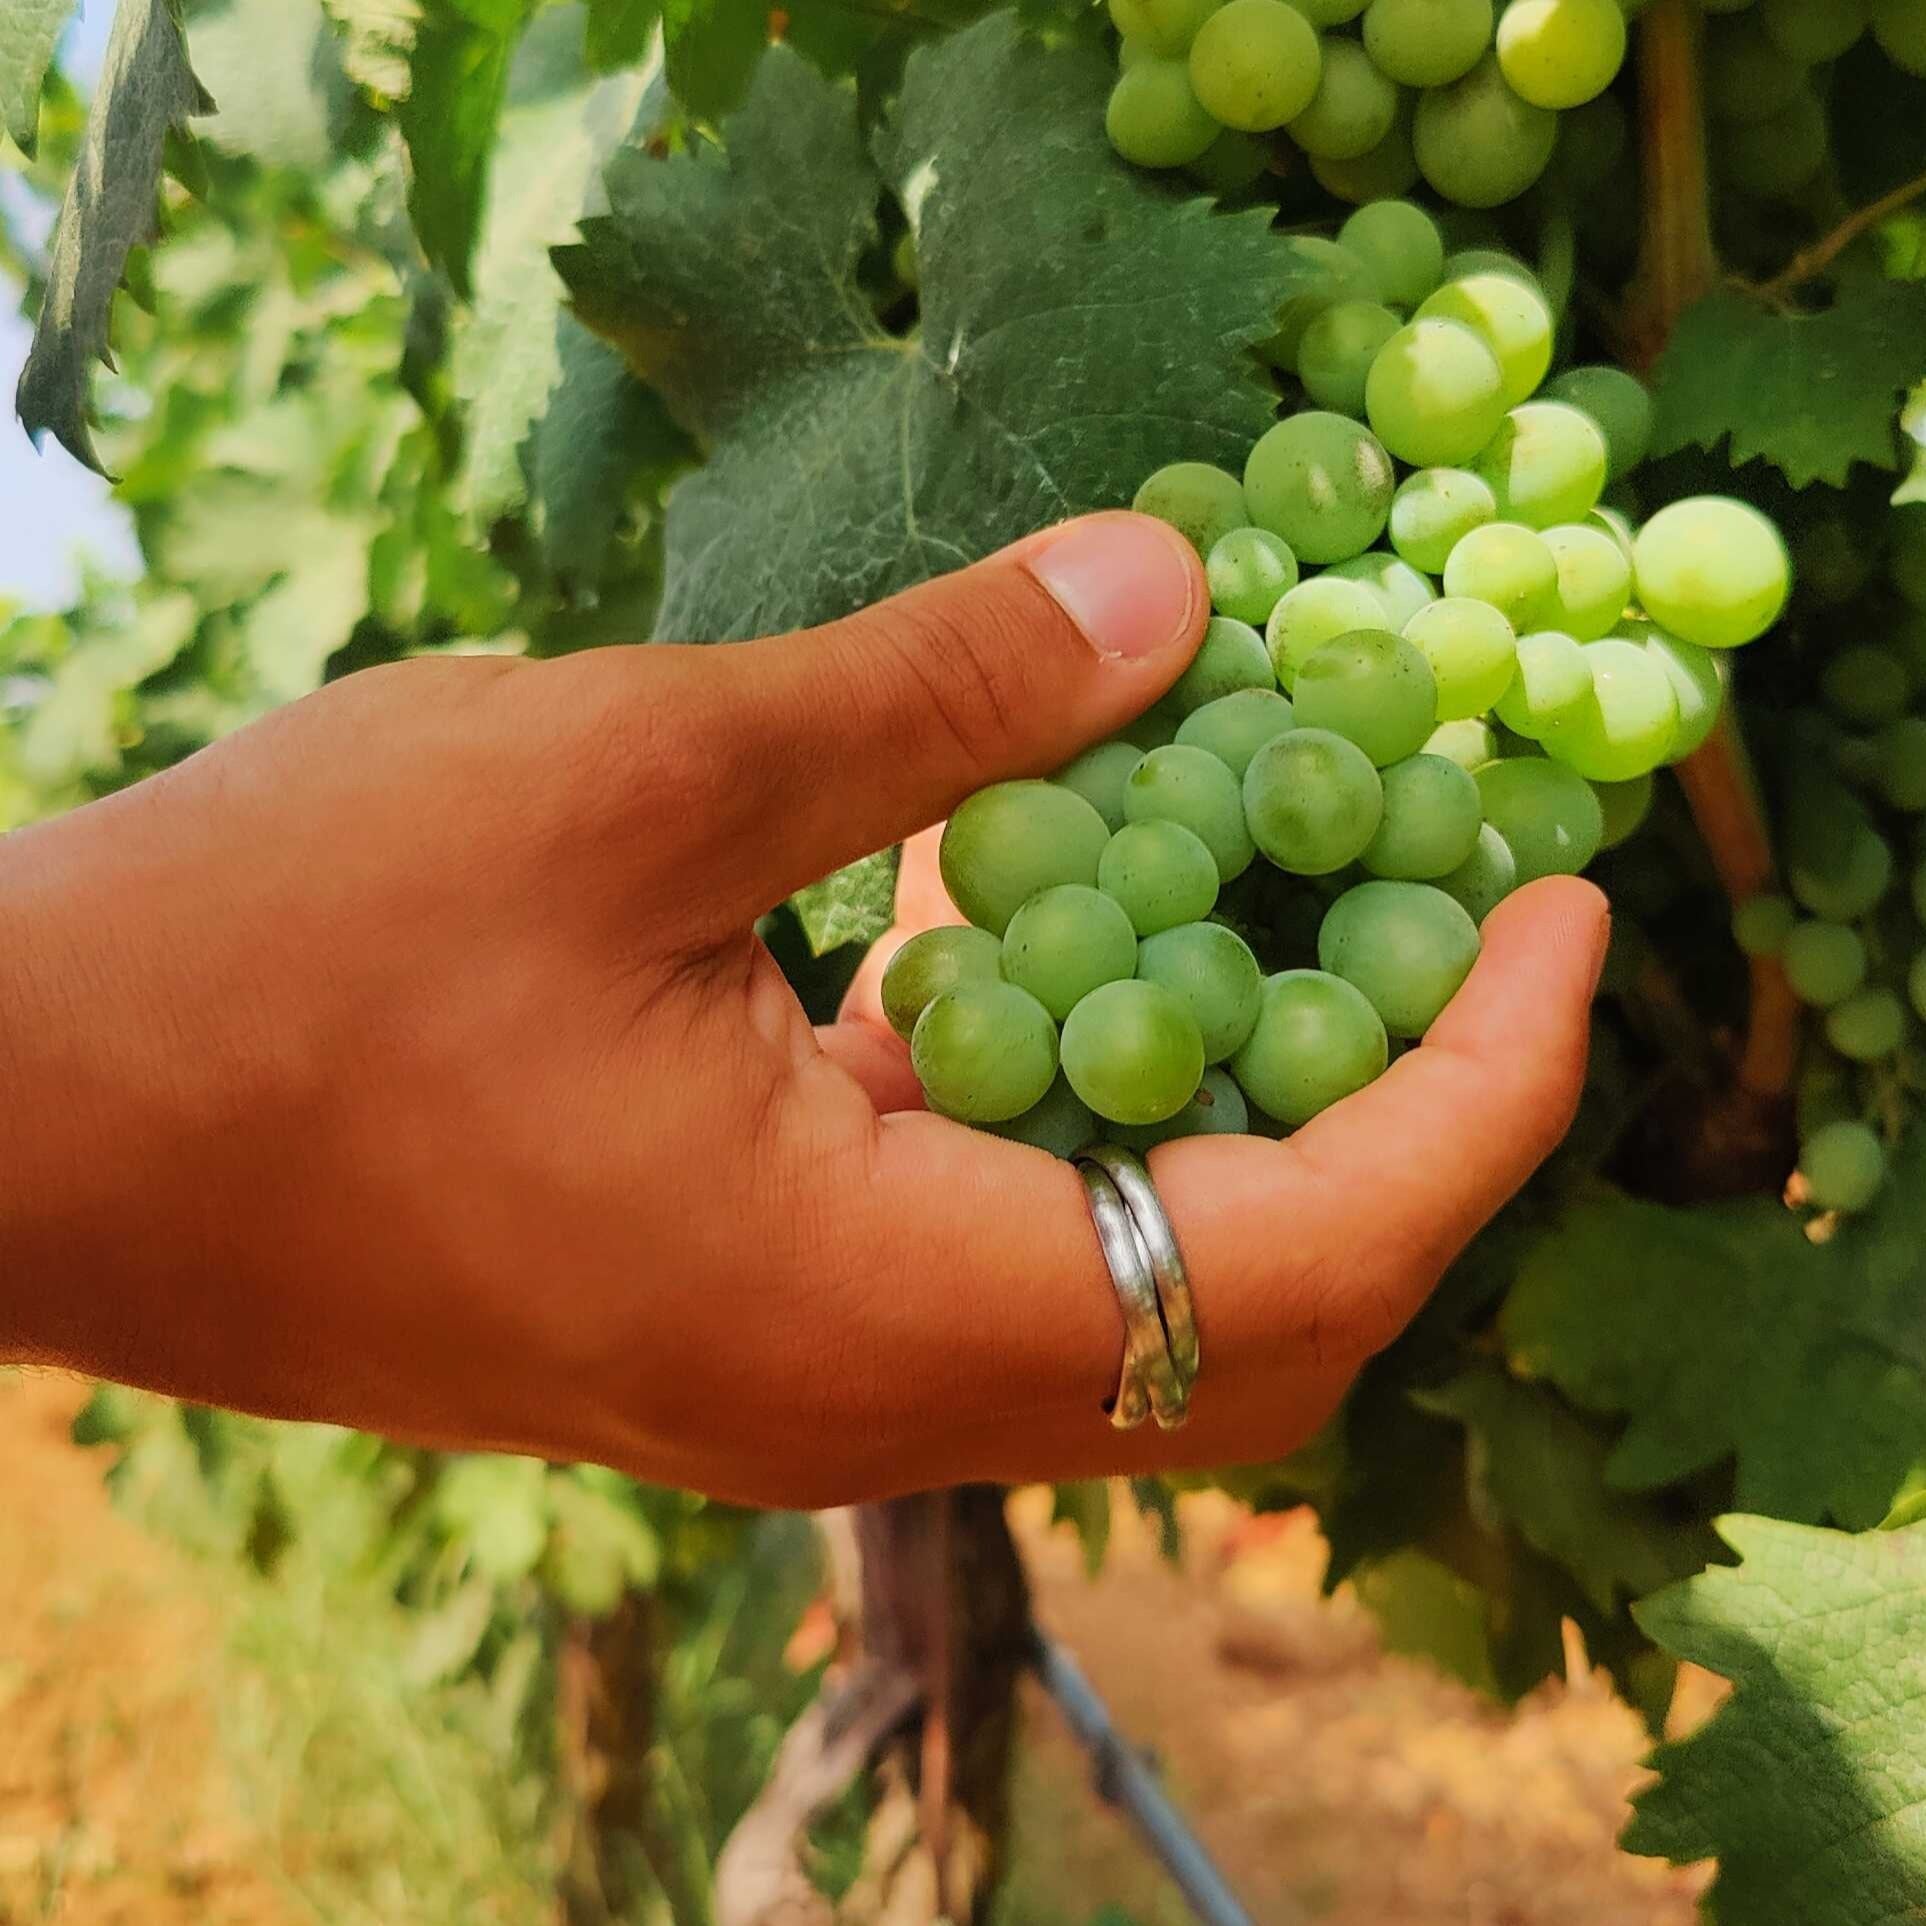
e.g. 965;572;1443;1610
659;0;766;119
187;0;357;171
584;0;660;70
790;846;899;955
1896;380;1926;507
0;0;77;156
1650;282;1926;489
15;0;214;475
1626;1516;1926;1922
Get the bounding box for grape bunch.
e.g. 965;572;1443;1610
885;198;1790;1156
1104;0;1633;209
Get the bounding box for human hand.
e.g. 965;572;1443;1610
0;512;1606;1506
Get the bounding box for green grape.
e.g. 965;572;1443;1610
1788;824;1893;922
1297;300;1403;416
1136;920;1265;1060
1416;272;1555;408
1110;0;1225;53
1475;755;1605;881
1098;819;1222;934
1311;106;1421;201
1494;629;1591;738
1243;727;1385;872
1631;622;1723;761
1288;37;1401;157
1444;521;1560;629
1120;701;1185;751
1288;0;1369;18
1337;199;1448;308
1366;319;1509;468
1115;1066;1252;1148
1265;575;1389;688
1059;979;1208;1125
1472;403;1609;529
1912;946;1926;1021
910;981;1059;1122
1206;526;1300;625
1732;893;1796;958
1119;34;1157;66
1800;1120;1886;1213
1054;740;1144;832
1590;503;1637;566
1543;637;1679;781
1260;237;1378;367
1168;615;1277;715
1404;595;1518;719
1441;246;1544;295
1001;884;1142;1021
1826;987;1904;1064
1704;18;1808;123
1132;460;1251;555
1873;716;1926;812
1243;412;1397;565
1542;522;1633;640
941;781;1113;934
1495;0;1627;108
1759;0;1867;62
1873;0;1926;74
1318;880;1482;1037
1435;822;1518;922
1781;920;1867;1007
1187;126;1276;195
1413;54;1560;208
1176;688;1298;777
1896;507;1926;612
1594;771;1655;849
1293;629;1439;765
1188;0;1324;129
1106;59;1223;167
1362;0;1495;85
1361;753;1484;878
982;1072;1097;1158
1123;743;1257;882
1230;969;1389;1124
881;925;1005;1040
1543;366;1654;482
1323;550;1437;631
1425;716;1500;772
1716;86;1828;198
1389;468;1499;574
1820;646;1911;728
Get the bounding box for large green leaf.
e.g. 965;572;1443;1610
186;0;357;168
557;15;1292;642
15;0;214;473
0;0;77;155
1627;1517;1926;1922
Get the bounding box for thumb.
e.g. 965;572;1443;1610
683;512;1206;918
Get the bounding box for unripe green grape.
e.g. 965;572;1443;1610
1124;743;1256;882
1243;412;1396;565
1231;968;1389;1123
1287;0;1368;20
1590;503;1637;566
1704;17;1808;123
1541;522;1633;641
1630;622;1723;761
1297;300;1404;416
1188;0;1324;129
1435;822;1518;923
942;782;1112;934
1098;819;1222;934
1265;575;1388;688
1732;893;1796;959
1873;716;1926;812
1187;126;1275;195
1363;0;1494;86
1337;198;1447;309
1288;37;1401;157
1759;0;1867;63
1366;319;1509;468
982;1072;1096;1158
1404;595;1518;719
911;981;1059;1122
1788;824;1893;922
1417;272;1555;408
1318;880;1482;1036
1132;460;1250;555
1442;246;1544;295
1633;497;1790;649
1175;688;1298;777
1873;0;1926;74
1361;753;1484;878
1054;740;1145;832
1001;884;1141;1021
1110;0;1225;53
1445;520;1560;629
1259;237;1378;368
1106;59;1222;167
1826;987;1905;1064
1472;403;1609;529
1799;1120;1886;1213
1543;637;1680;781
1115;1066;1251;1148
1310;107;1421;201
1136;919;1266;1060
1543;366;1654;482
1243;726;1385;872
1119;34;1158;66
882;925;1004;1040
1495;0;1627;109
1781;920;1867;1007
1060;979;1208;1125
1121;702;1184;752
1322;550;1437;631
1293;629;1438;765
1495;628;1591;738
1475;755;1605;881
1390;468;1499;574
1206;526;1299;626
1820;646;1911;728
1716;87;1828;199
1414;54;1560;209
1168;615;1277;715
1425;716;1499;772
1594;771;1655;849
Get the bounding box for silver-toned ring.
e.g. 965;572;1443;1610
1077;1161;1189;1431
1082;1144;1199;1397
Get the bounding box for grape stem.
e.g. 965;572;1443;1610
1756;168;1926;301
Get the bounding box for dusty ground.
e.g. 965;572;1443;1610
0;1373;1713;1924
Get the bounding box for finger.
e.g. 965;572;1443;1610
814;1019;923;1114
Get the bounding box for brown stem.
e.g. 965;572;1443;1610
1759;167;1926;299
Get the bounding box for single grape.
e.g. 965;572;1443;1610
1243;412;1397;565
1297;300;1404;416
1337;199;1447;309
941;781;1113;934
1417;272;1555;408
1169;615;1278;715
1115;1066;1252;1149
1425;716;1500;772
1362;0;1495;86
1594;771;1654;849
1442;246;1544;295
1136;919;1266;1060
1318;880;1482;1037
1475;755;1605;881
1260;236;1379;368
1544;637;1679;781
1121;702;1185;751
982;1072;1097;1158
1243;727;1385;872
1230;968;1389;1123
1435;822;1519;922
1495;0;1628;109
1310;106;1421;201
1495;629;1591;739
911;981;1059;1122
1110;0;1225;53
1323;551;1437;631
1444;521;1560;629
1874;716;1926;812
1590;504;1637;566
1413;54;1560;209
1800;1120;1886;1213
1098;819;1223;934
1059;979;1208;1125
1124;743;1256;883
1788;824;1893;922
1826;987;1904;1064
1366;319;1509;469
1821;646;1911;728
1187;126;1274;196
1001;884;1141;1021
1188;0;1324;130
1732;893;1796;959
881;925;1004;1040
1176;688;1298;777
1054;739;1144;832
1781;920;1867;1008
1264;575;1388;688
1389;468;1499;574
1361;753;1484;878
1759;0;1867;63
1629;622;1723;761
1106;59;1223;167
1206;526;1300;626
1293;629;1438;765
1288;36;1401;157
1704;17;1808;123
1716;87;1828;200
1542;522;1633;640
1132;460;1251;555
1404;596;1518;719
1542;366;1654;482
1287;0;1369;21
1472;403;1610;529
1873;0;1926;74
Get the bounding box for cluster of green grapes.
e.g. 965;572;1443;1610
1104;0;1632;209
1703;0;1926;202
1735;506;1926;1220
882;198;1790;1155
